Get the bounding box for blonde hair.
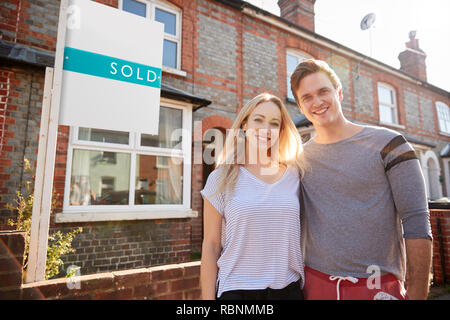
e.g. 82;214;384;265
215;93;305;197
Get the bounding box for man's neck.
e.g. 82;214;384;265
313;119;365;144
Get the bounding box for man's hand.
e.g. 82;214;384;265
405;238;432;300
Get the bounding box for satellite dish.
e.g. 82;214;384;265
360;13;376;30
356;13;377;80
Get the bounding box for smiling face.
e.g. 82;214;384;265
295;71;345;128
242;101;282;155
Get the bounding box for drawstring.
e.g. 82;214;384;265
329;276;359;300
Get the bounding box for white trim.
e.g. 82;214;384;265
129;150;137;205
439;131;450;138
436;101;450;135
61;98;193;221
55;209;198;223
377;83;399;126
286;49;312;100
162;66;187;77
442;158;450;197
378;121;405;130
420;150;443;199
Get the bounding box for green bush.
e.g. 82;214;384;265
6;158;82;280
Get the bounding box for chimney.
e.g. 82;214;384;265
278;0;316;32
398;31;427;81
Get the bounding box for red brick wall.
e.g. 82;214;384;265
0;65;45;228
20;261;200;300
278;0;316;32
0;231;26;299
1;228;200;299
430;209;450;284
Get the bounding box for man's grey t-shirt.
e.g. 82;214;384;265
301;125;432;281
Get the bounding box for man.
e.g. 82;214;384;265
290;59;432;300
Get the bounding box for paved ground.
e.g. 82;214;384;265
432;293;450;300
429;285;450;300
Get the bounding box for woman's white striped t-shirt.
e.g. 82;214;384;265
200;165;304;298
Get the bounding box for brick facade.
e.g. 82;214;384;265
0;231;26;299
1;0;449;281
430;209;450;285
0;230;201;299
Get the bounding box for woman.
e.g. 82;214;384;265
200;93;306;300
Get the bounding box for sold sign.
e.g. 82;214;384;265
58;0;164;135
63;47;161;88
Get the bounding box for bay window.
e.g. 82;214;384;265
57;100;194;222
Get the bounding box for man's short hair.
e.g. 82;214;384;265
290;59;342;105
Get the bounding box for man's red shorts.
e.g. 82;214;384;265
303;266;407;300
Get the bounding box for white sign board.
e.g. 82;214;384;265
58;0;164;134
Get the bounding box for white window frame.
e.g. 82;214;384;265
286;49;312;102
377;82;400;127
119;0;184;76
436;101;450;136
56;98;196;223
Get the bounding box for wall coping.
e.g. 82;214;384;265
22;261;201;289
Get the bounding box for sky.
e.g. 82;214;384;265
246;0;450;92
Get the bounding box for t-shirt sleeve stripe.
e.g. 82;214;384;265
384;150;418;172
380;135;408;160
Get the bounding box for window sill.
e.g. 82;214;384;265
378;121;406;130
438;131;450;138
55;209;198;223
162;66;187;77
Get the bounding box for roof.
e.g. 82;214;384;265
161;83;211;110
293;114;312;128
404;135;436;148
0;40;54;67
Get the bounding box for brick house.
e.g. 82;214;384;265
0;0;449;278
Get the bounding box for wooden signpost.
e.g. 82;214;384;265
26;0;163;283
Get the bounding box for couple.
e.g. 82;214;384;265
200;59;433;300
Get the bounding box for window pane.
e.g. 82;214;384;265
162;39;177;69
436;103;450;133
135;155;183;204
70;149;131;205
286;54;299;74
287;76;295;100
438;103;450;120
78;128;129;145
439;119;447;133
141;106;182;148
379;104;394;124
378;85;393;105
155;8;176;36
122;0;146;17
